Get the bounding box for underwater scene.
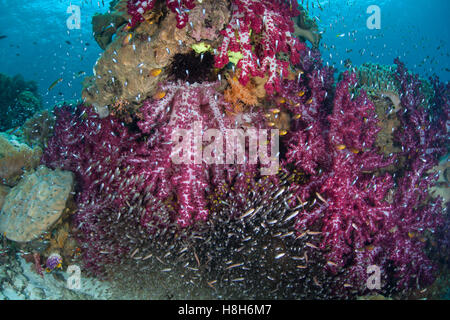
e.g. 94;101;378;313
0;0;448;301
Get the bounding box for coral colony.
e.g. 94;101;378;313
40;0;448;298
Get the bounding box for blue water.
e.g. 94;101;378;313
308;0;450;80
0;0;448;108
0;0;107;108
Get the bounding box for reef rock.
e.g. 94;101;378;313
0;166;74;243
0;132;42;186
92;9;127;50
0;185;9;211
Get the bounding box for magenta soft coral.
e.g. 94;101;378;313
127;0;157;28
293;73;395;273
137;81;230;226
394;58;449;160
328;72;381;152
138;81;228;226
42;105;151;273
127;0;195;29
42;85;228;271
280;62;334;175
288;62;447;292
214;0;306;95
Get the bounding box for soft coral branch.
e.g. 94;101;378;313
215;0;306;95
127;0;195;29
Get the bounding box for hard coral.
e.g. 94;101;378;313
83;1;200;114
19;109;55;149
0;132;42;187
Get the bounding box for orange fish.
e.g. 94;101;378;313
150;68;162;77
122;33;133;45
269;108;280;114
153;91;166;100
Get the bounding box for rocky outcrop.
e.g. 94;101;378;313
0;132;42;186
0;166;74;243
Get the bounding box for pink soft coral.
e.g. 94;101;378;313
127;0;195;29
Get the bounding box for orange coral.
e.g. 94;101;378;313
224;71;266;116
110;99;136;123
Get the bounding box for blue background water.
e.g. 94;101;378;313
0;0;448;108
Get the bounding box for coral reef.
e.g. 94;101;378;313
0;166;74;243
83;0;230;115
43;75;276;275
0;132;43;186
127;0;196;29
17;0;447;299
0;73;42;131
285;72;395;291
